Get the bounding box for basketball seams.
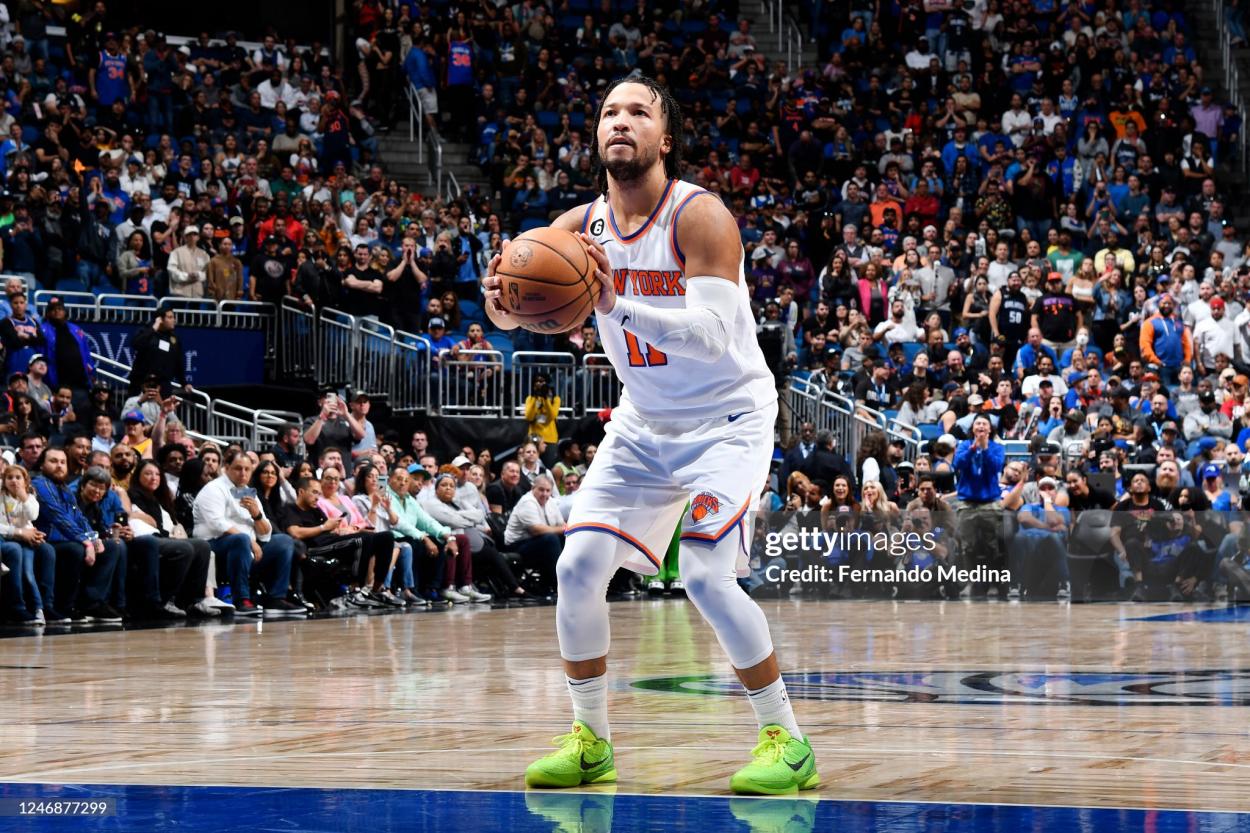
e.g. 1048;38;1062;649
529;238;589;279
506;228;600;333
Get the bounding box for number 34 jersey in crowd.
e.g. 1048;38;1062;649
577;178;776;422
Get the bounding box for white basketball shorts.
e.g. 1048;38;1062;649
565;398;777;576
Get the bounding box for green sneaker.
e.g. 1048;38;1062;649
730;726;819;795
524;720;618;788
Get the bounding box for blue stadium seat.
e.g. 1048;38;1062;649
560;14;583;30
458;299;485;326
918;423;943;441
883;409;900;421
483;332;511;355
900;341;925;364
55;279;89;294
21;126;39;144
537;110;560;129
681;20;708;34
569;111;586;129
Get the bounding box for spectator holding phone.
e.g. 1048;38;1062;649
191;449;303;616
303;387;364;462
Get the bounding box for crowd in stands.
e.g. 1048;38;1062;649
0;359;598;624
0;0;1249;623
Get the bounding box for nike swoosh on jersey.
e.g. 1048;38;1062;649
727;412;747;422
621;314;630;326
787;753;811;772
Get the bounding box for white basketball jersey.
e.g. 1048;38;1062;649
579;179;777;421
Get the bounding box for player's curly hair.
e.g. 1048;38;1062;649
589;74;685;194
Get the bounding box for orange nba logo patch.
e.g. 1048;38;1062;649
691;492;721;522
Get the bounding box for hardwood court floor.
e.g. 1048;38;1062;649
1;600;1248;813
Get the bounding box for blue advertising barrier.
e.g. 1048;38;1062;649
78;322;266;386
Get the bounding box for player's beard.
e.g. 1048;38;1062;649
603;142;659;184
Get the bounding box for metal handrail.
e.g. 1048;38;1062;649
407;82;424;162
91;351;290;449
1210;0;1247;171
34;293;275;328
787;20;803;73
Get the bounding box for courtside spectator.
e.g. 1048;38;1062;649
192;450;303;616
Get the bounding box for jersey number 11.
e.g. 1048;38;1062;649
624;330;668;367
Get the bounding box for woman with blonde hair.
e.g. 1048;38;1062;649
0;464;56;624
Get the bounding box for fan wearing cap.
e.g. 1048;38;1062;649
1200;460;1240;512
348;393;378;460
424;316;456;357
1031;272;1081;351
1183;387;1233;443
24;353;52;411
1221;372;1250;420
1010;474;1072;600
1192;296;1235;377
249;235;292;305
39;297;96;392
168;225;210;297
119;409;154;458
1046;406;1091;452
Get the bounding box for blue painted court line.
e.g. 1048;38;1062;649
1130;606;1250;622
1;783;1248;833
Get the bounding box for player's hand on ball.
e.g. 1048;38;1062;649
482;244;519;330
579;232;615;315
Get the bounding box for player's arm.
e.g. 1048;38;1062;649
588;196;742;363
482;204;594;331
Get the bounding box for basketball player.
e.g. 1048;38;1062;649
483;76;818;795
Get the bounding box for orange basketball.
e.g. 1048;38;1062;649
495;227;599;335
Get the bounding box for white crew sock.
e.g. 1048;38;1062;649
567;673;610;741
745;678;802;740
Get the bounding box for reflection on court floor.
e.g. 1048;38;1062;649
0;783;1245;833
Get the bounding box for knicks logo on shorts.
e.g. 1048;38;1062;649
690;492;721;522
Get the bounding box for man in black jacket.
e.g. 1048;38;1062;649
128;305;189;394
800;430;854;489
780;421;817;486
